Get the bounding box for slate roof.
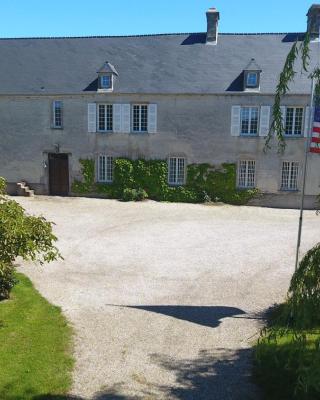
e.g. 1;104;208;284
0;32;316;95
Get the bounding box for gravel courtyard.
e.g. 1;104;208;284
17;197;319;400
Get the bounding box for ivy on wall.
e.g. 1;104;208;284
72;158;258;205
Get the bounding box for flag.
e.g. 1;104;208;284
311;106;320;153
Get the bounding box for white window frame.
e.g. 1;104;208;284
132;104;148;133
53;100;63;129
238;160;256;188
97;155;114;183
168;157;186;186
280;161;299;191
284;107;304;136
97;104;113;132
240;106;260;136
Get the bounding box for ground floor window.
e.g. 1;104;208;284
97;155;113;183
281;161;299;191
238;160;256;188
168;157;186;185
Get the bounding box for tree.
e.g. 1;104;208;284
0;178;61;299
265;33;314;151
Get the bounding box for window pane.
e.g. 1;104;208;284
177;158;185;184
241;108;250;134
294;108;303;135
250;108;259;135
101;75;111;89
106;105;113;131
106;156;113;182
98;105;106;131
141;105;148;131
169;158;177;184
98;156;106;182
133;105;140;131
285;108;294;135
247;72;257;87
54;101;62;128
290;162;299;190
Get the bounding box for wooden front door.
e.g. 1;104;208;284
48;154;69;196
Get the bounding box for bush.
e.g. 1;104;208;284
0;178;62;299
0;263;17;300
289;243;320;328
122;188;148;202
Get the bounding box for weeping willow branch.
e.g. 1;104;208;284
265;33;311;152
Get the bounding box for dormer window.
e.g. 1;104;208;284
243;58;261;91
97;61;119;93
100;75;112;90
246;72;258;88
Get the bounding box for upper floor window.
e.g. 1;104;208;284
238;160;256;188
100;75;112;90
246;72;258;88
281;161;299;191
168;157;186;186
284;107;304;136
240;107;259;136
53;100;63;128
97;155;113;183
133;104;148;132
243;58;261;91
98;104;113;132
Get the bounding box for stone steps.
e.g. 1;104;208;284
17;181;35;197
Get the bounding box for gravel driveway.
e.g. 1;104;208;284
17;197;319;399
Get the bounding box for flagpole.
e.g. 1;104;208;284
294;77;315;272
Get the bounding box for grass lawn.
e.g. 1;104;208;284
0;273;74;400
254;305;320;400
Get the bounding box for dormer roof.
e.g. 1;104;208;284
244;58;262;72
97;61;119;76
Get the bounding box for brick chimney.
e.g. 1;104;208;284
307;4;320;40
206;7;220;45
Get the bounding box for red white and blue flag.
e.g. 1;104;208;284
311;107;320;153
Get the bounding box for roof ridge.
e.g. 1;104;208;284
0;31;305;41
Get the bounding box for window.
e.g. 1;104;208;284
98;104;113;132
240;107;259;135
100;75;112;89
133;105;148;132
246;72;258;87
238;160;256;188
97;155;113;183
53;100;63;128
284;107;304;136
168;157;186;185
281;161;299;191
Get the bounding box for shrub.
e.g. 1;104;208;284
288;243;320;328
0;263;17;300
0;178;62;298
122;188;148;202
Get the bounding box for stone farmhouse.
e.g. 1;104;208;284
1;5;320;207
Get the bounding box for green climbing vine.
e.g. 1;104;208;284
72;158;258;205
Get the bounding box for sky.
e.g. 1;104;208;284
0;0;315;38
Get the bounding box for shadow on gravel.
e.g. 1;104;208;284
32;348;261;400
108;305;246;328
